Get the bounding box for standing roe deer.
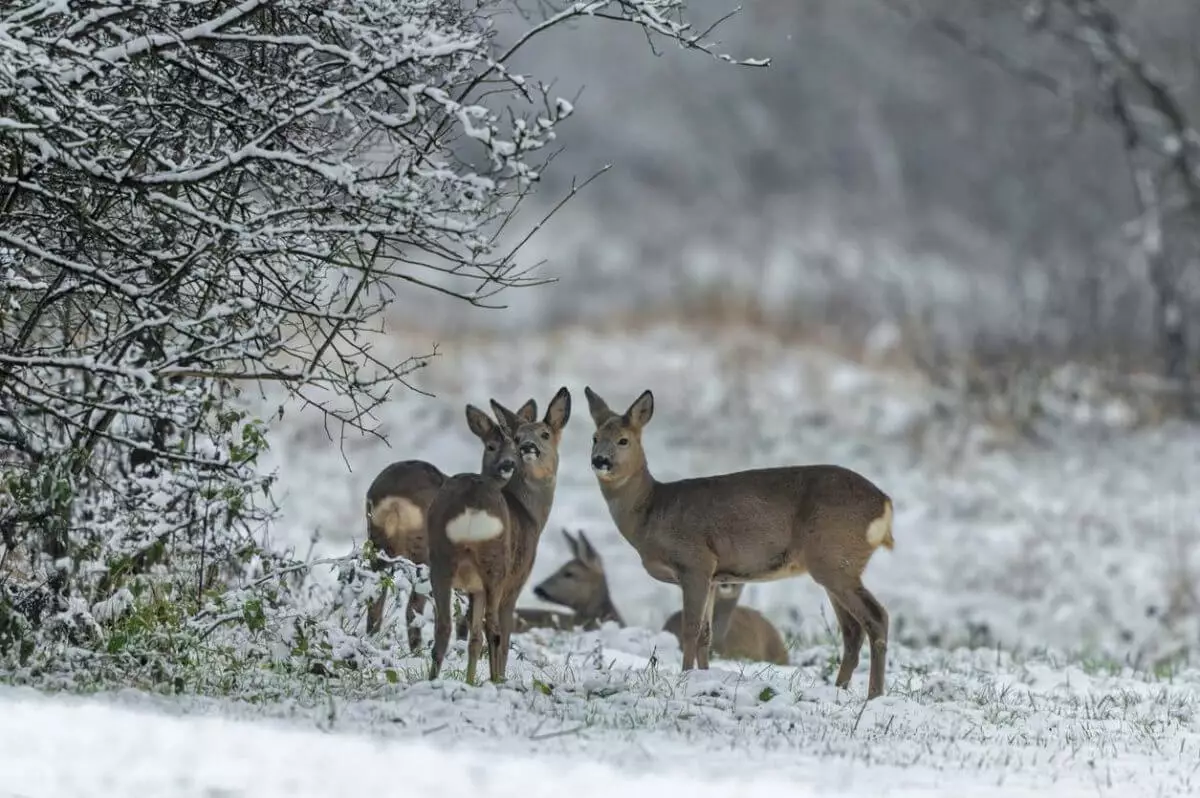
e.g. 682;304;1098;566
583;386;895;699
427;388;571;683
533;530;789;664
363;400;536;647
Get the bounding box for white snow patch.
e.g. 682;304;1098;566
3;626;1199;798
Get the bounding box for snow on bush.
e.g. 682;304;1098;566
0;0;762;689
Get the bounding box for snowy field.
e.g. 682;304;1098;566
6;321;1199;797
261;322;1200;667
3;631;1199;797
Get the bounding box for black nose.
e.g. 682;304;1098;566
591;456;611;470
519;442;539;457
498;459;516;475
533;586;548;600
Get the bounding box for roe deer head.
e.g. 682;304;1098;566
527;529;624;630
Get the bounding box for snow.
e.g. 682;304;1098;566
2;626;1198;797
8;321;1200;796
258;322;1200;667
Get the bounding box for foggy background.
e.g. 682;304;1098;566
393;0;1200;376
286;0;1200;662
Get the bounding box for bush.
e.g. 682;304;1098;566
0;0;760;692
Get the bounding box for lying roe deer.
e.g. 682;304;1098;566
534;530;788;664
363;400;535;647
584;386;896;699
529;530;625;630
662;583;789;666
427;387;571;683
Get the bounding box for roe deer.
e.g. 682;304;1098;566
363;400;535;647
662;583;789;666
533;530;789;664
528;530;625;630
427;387;571;683
584;386;895;699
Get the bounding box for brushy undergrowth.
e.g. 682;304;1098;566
0;534;426;698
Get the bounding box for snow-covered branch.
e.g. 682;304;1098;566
884;0;1197;403
0;0;758;662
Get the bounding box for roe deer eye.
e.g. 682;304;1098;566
541;431;550;440
487;442;497;452
617;437;629;446
591;434;597;444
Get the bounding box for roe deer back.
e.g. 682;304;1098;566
363;401;532;647
584;386;895;699
427;388;571;683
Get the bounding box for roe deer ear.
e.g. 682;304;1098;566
544;386;571;432
516;398;538;424
576;530;602;569
624;389;654;430
561;528;580;557
489;399;524;435
465;404;496;440
584;386;615;426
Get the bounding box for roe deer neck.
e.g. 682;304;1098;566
581;589;625;628
505;474;556;534
598;462;657;546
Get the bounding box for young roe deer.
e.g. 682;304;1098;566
363;400;535;647
583;386;896;699
427;387;571;683
534;530;789;664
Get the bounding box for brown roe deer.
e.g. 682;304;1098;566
533;530;789;664
363;400;535;647
583;386;895;699
662;583;789;666
427;388;571;683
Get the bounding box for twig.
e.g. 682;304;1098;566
850;696;870;737
529;723;587;740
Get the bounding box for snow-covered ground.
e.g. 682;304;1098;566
3;628;1199;797
259;322;1200;667
9;321;1196;797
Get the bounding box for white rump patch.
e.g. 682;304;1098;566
865;500;893;548
445;508;505;544
369;497;424;537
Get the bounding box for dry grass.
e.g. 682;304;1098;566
378;285;1196;475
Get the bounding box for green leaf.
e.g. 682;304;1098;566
242;598;266;633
